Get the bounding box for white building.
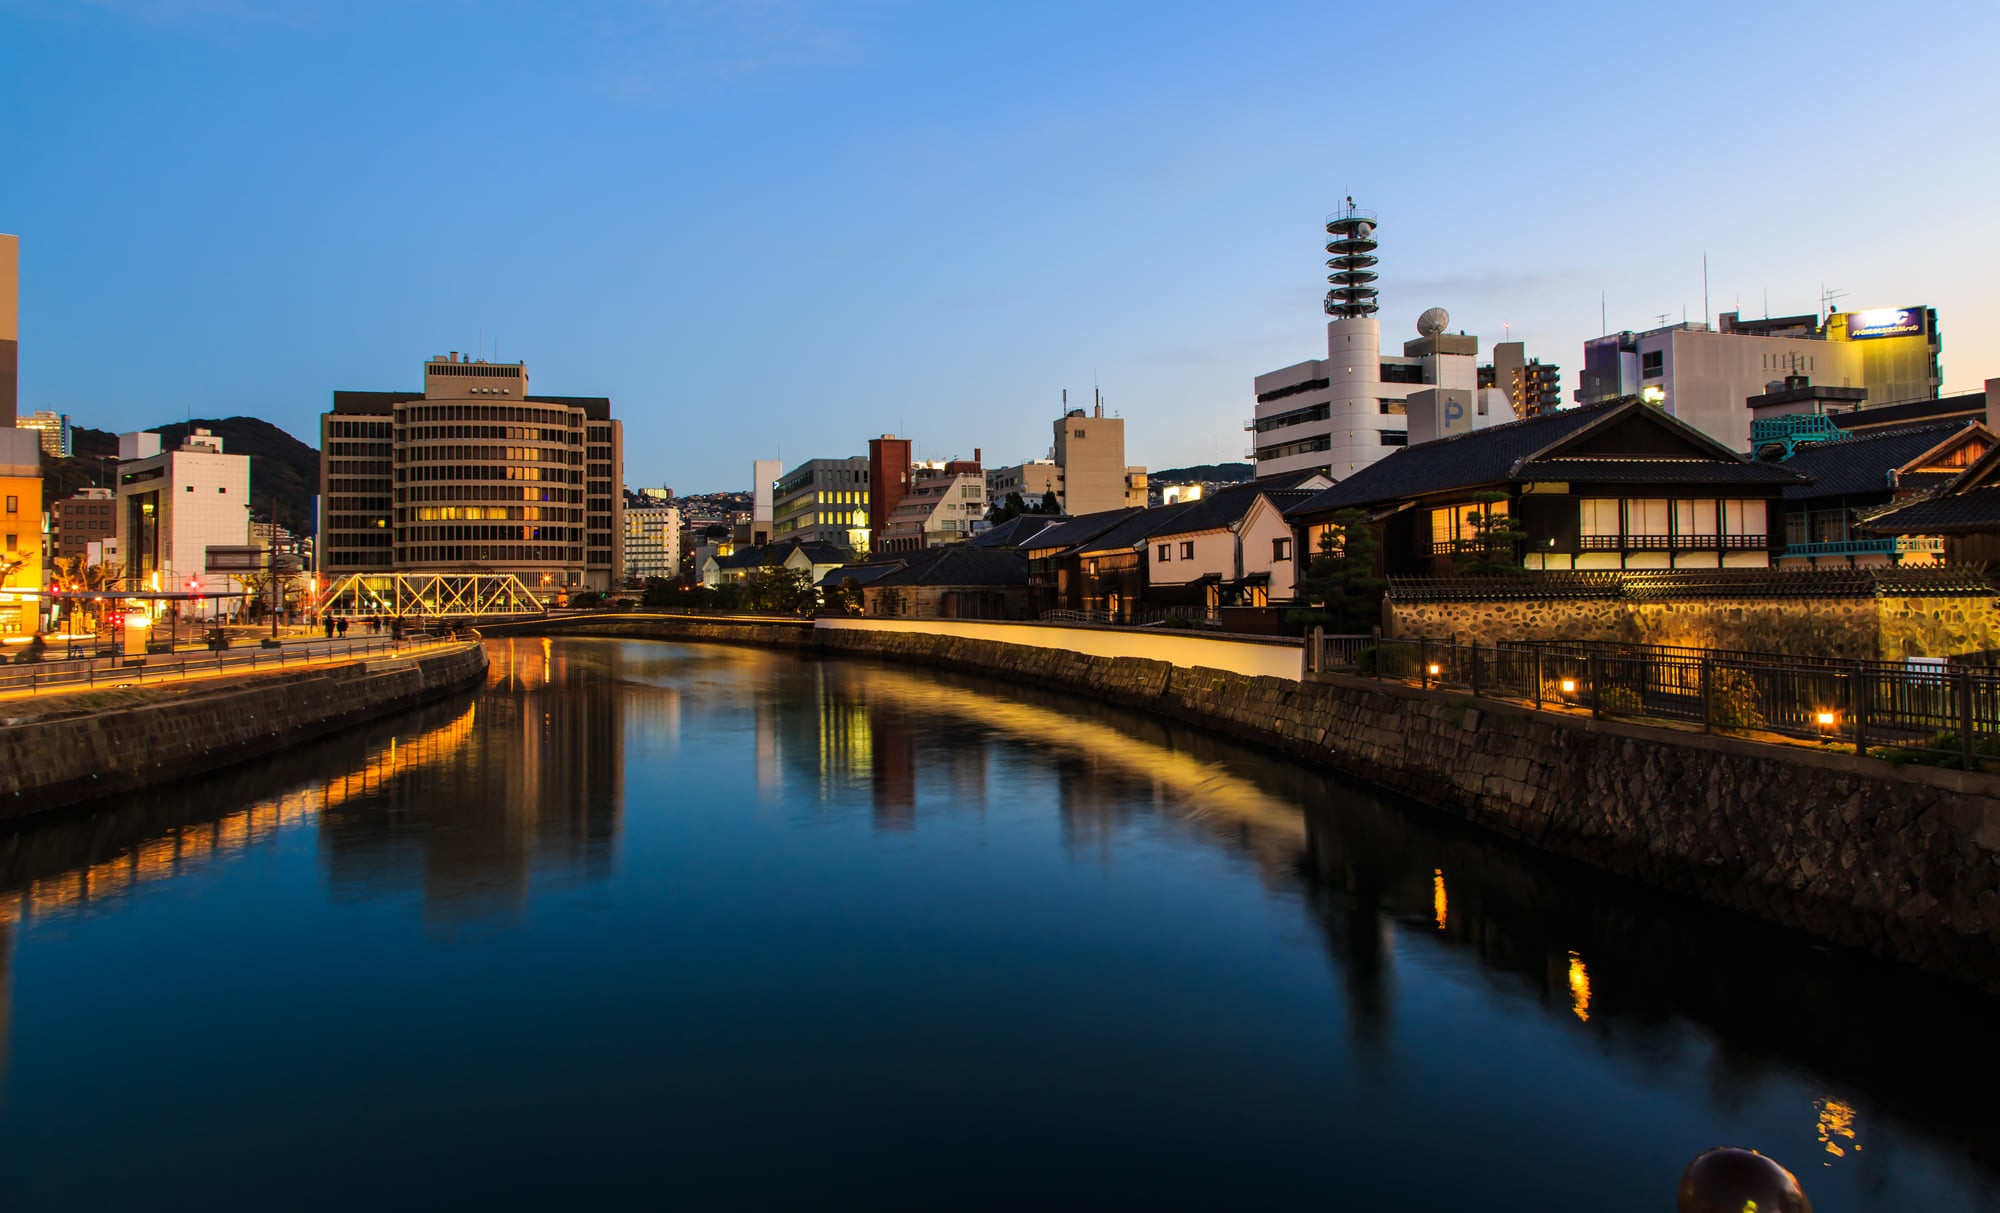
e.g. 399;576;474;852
986;459;1059;509
114;428;252;605
1251;206;1499;480
625;504;681;581
879;471;987;554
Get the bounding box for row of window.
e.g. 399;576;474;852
327;442;391;457
404;425;570;445
397;404;576;425
406;506;579;523
396;545;584;565
401;525;583;543
405;445;575;465
400;484;580;505
400;465;582;485
328;421;392;439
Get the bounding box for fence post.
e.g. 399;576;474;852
1589;652;1602;720
1533;645;1543;710
1700;658;1712;734
1311;626;1323;675
1420;637;1430;689
1960;668;1976;771
1851;662;1867;758
1470;640;1480;698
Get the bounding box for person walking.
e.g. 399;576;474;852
323;613;335;640
336;616;348;639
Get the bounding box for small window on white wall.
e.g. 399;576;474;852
1156;544;1171;562
1273;538;1291;561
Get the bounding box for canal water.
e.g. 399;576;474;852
0;637;1994;1211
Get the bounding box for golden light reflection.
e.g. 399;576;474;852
1567;950;1591;1022
1432;868;1447;931
1815;1096;1859;1162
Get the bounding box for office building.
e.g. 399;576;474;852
50;485;115;563
986;459;1059;510
0;427;38;634
867;435;912;556
624;503;681;581
17;410;69;457
751;459;780;545
321;354;625;592
1251;204;1491;479
1053;393;1145;514
773;455;871;553
0;233;16;426
1576;306;1943;451
113;427;251;600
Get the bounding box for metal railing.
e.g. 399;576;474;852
0;636;457;698
1308;632;2000;768
1780;537;1944;558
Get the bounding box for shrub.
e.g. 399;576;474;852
1708;666;1766;729
1598;685;1644;715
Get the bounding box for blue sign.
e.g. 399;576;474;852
1843;307;1926;341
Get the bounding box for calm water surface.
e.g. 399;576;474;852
0;637;1995;1210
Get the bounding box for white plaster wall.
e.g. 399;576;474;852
815;617;1303;680
1147;528;1236;587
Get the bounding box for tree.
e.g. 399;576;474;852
1288;509;1385;633
987;491;1029;525
639;576;676;608
827;577;865;616
1451;491;1528;577
1037;490;1062;515
743;551;817;614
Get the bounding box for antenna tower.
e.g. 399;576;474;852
1323;200;1380;318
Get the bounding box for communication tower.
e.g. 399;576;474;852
1324;201;1380;318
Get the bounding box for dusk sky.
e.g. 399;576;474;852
3;0;1996;492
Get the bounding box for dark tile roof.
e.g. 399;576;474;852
1285;399;1800;518
712;548;766;570
818;561;904;588
1074;501;1201;556
870;545;1029;588
1840;390;1985;434
969;514;1063;548
1858;485;2000;535
1778;422;1972;501
1022;508;1144;554
772;539;850;564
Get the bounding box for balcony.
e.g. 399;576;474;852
1781;537;1944;559
1578;534;1768;551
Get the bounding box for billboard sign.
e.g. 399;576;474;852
1842;307;1927;341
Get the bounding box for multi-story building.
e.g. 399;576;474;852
113;428;251;597
1052;395;1145;514
1484;342;1561;419
320;354;625;592
1;232;17;425
867;435;912;556
878;469;987;554
750;459;780;545
0;427;39;634
17;410;69;457
772;456;871;553
624;504;681;581
1576;306;1943;451
50;486;115;563
1251;205;1489;480
986;459;1059;510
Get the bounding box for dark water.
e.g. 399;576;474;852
0;637;1995;1211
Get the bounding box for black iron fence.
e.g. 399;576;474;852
1307;631;2000;769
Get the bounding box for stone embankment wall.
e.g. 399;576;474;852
814;626;2000;993
0;642;489;819
1388;593;2000;660
479;614;815;649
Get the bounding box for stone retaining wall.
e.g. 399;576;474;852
479;614;815;649
0;642;489;819
814;626;2000;994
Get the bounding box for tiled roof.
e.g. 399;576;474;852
818;561;904;588
1778;422;1972;501
1074;501;1200;556
1285;399;1800;518
968;514;1063;548
1858;485;2000;535
870;544;1029;588
1022;508;1143;554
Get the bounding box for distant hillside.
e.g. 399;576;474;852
1149;462;1253;484
43;417;320;533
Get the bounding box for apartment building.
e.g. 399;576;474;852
113;428;251;595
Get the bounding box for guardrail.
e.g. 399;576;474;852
1309;632;2000;768
0;636;459;698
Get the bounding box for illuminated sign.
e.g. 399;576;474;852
1842;307;1927;341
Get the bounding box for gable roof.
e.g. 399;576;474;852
1074;501;1201;556
1779;421;1988;502
1285;398;1804;518
1857;434;2000;536
774;539;851;565
1022;508;1144;555
869;544;1029;588
969;514;1063;548
818;560;905;588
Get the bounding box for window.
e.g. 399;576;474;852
1625;498;1670;537
185;485;194;492
1380;430;1408;446
1723;499;1767;536
3;534;13;551
218;486;227;493
1074;430;1086;438
1675;499;1717;537
1273;537;1291;561
2;496;13;513
1641;350;1664;379
1579;498;1621;538
1156;544;1171;562
1179;541;1195;559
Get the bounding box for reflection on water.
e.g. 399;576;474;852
0;637;1992;1211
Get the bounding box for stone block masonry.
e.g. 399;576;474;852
0;642;489;819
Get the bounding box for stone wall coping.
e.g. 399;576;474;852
1312;669;2000;799
816;616;1304;648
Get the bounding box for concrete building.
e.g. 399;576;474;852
1484;342;1561;419
50;485;115;563
878;470;987;554
0;427;39;635
750;459;780;545
113;428;251;602
1;233;16;426
1251;205;1490;479
867;435;912;556
1577;306;1943;451
1052;393;1144;514
624;503;681;581
772;455;871;553
321;354;625;592
986;459;1059;510
17;410;69;458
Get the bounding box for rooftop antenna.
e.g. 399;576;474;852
1702;253;1709;328
1655;312;1671;327
1600;291;1606;336
1820;284;1848;322
1763;287;1769;319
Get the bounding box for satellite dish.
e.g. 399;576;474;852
1353;221;1373;240
1417;307;1450;338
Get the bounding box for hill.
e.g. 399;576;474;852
42;417;320;534
1149;462;1253;483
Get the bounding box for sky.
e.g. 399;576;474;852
2;0;1997;493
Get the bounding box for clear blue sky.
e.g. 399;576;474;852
4;1;1996;492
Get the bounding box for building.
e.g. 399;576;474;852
1;232;16;425
624;503;681;581
1283;397;1805;577
1142;477;1329;612
867;435;912;556
750;459;780;545
17;410;69;458
1776;420;1993;567
986;459;1059;510
0;427;39;634
1576;306;1943;452
878;465;986;555
1052;393;1144;514
1023;508;1143;615
857;545;1032;620
1857;440;2000;566
113;427;251;599
50;485;115;564
1484;342;1561;419
321;354;625;593
772;456;871;553
1251;205;1496;480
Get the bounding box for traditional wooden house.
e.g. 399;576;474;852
859;545;1032;620
1023;509;1143;616
1283;398;1806;577
1774;421;1992;567
1857;439;2000;565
